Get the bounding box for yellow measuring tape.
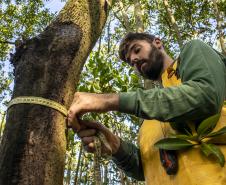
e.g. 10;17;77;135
7;96;68;116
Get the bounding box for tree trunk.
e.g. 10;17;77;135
65;155;72;185
0;113;5;139
0;0;111;185
65;145;74;185
134;0;144;33
163;0;183;49
212;0;226;55
119;169;126;185
74;144;82;185
77;153;85;185
118;2;133;32
103;163;108;185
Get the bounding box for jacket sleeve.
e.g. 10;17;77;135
111;139;145;181
119;40;226;123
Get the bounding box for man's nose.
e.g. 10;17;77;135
130;55;139;66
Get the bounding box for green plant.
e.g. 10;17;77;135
155;113;226;167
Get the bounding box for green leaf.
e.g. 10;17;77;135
206;134;226;145
170;134;198;141
154;138;195;150
201;143;225;167
197;114;220;137
207;126;226;137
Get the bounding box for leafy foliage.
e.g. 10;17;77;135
155;113;225;167
154;138;195;150
197;114;220;138
201;142;225;167
0;0;55;61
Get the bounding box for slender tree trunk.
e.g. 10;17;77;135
0;113;5;139
133;0;154;89
94;154;102;185
81;157;88;184
77;154;84;185
119;169;126;185
74;144;83;185
212;0;226;55
134;0;144;33
0;0;111;185
103;163;108;185
65;145;74;185
65;155;72;185
118;2;133;32
163;0;183;49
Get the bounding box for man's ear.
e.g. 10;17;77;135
152;38;163;49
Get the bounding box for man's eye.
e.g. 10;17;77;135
135;48;140;53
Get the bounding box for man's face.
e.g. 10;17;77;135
125;40;164;80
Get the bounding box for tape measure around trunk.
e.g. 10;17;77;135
7;96;67;116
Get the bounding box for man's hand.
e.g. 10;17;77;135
77;120;121;155
67;92;119;131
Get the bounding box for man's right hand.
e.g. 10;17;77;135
67;92;119;131
77;120;121;156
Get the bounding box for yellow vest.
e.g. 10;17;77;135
139;62;226;185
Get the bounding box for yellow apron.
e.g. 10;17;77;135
139;62;226;185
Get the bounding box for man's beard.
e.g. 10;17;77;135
139;45;164;80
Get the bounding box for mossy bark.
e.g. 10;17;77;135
0;0;110;184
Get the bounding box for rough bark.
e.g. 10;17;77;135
0;0;111;185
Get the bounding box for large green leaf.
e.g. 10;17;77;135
197;114;220;137
154;138;195;150
201;143;225;167
207;134;226;145
207;126;226;137
170;134;198;141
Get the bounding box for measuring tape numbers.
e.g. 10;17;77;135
7;96;68;116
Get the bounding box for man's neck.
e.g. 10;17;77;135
163;54;174;72
156;53;174;81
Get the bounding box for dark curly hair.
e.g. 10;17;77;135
118;32;156;63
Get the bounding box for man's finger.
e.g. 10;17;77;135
81;136;94;145
77;129;96;138
79;123;87;130
79;119;102;130
67;109;81;132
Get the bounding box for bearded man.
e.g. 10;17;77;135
68;32;226;184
